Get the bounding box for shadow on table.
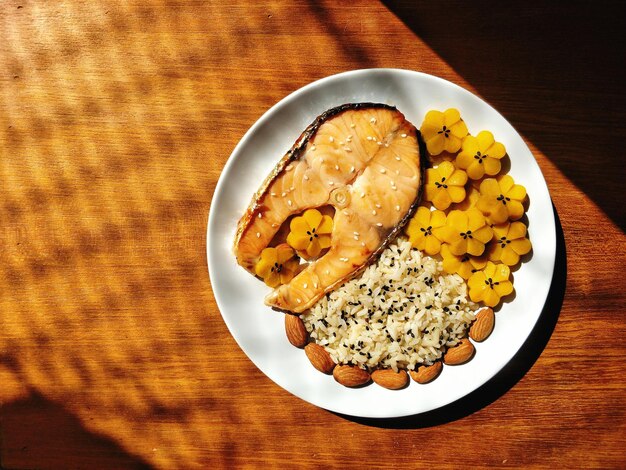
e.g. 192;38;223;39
0;391;153;470
335;206;566;428
381;0;625;232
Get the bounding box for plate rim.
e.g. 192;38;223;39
207;68;557;418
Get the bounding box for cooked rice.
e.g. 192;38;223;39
301;237;476;372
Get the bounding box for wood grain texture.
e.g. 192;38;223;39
1;1;624;468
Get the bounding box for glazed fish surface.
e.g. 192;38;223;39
234;103;426;313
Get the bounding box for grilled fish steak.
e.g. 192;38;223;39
234;103;426;313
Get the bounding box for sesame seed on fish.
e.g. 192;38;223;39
256;232;261;238
370;117;377;124
380;168;386;174
329;136;334;142
287;200;293;206
376;223;383;227
304;174;309;181
401;133;407;138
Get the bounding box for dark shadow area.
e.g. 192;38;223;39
383;1;626;231
0;391;153;470
336;205;566;428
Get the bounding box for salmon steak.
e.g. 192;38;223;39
233;103;427;313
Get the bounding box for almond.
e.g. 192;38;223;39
304;343;335;374
371;369;408;390
409;361;443;384
333;365;371;387
443;338;475;365
469;307;495;342
285;314;308;347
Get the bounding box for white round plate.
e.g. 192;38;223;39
207;69;556;418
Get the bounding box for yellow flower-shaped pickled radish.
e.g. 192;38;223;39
420;108;469;155
405;206;447;255
441;244;488;280
456;131;506;180
424;161;468;210
286;209;333;260
438;208;493;256
451;184;481;211
255;244;299;288
468;261;514;307
476;175;527;224
487;221;532;266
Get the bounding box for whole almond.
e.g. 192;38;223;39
409;361;443;384
469;307;495;342
371;369;409;390
333;365;371;387
443;338;475;365
304;343;335;374
285;314;308;347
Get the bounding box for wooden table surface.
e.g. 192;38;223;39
1;1;625;468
